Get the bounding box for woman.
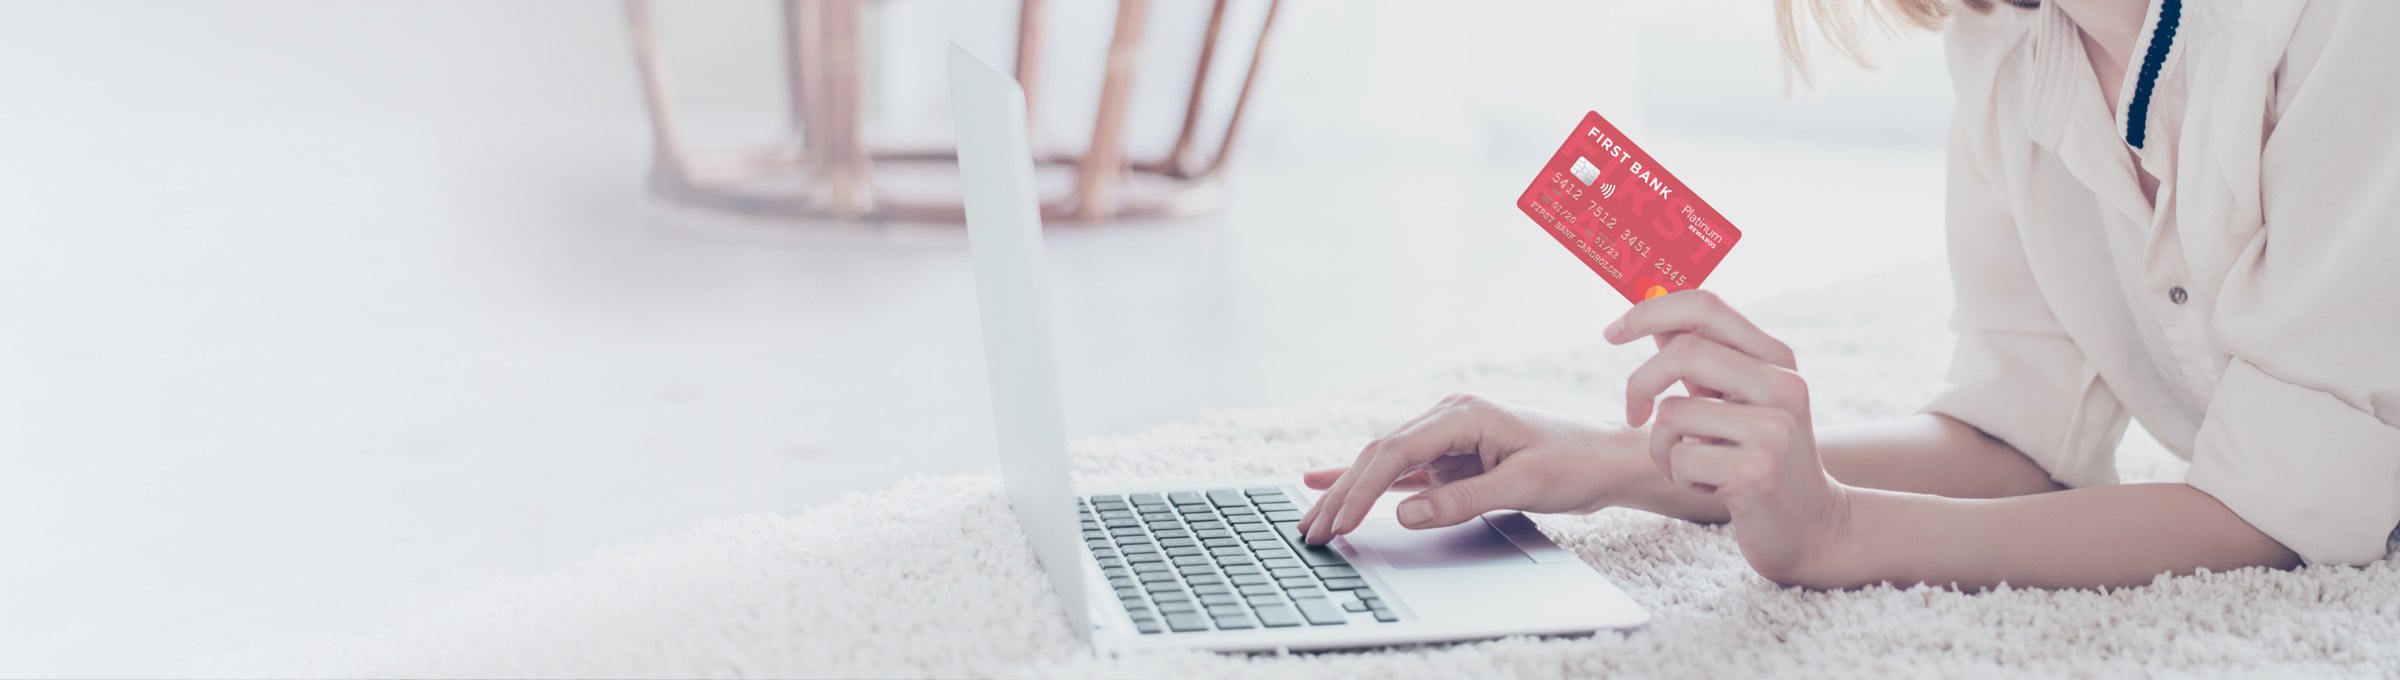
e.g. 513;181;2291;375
1298;0;2399;590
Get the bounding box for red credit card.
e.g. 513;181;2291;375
1516;111;1741;304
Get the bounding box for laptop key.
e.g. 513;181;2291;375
1244;487;1281;497
1257;550;1296;562
1294;597;1346;625
1166;547;1204;558
1269;567;1310;579
1285;587;1325;600
1254;502;1298;514
1158;600;1198;614
1246;593;1283;606
1370;605;1398;623
1253;604;1302;628
1202;538;1241;549
1177;503;1213;515
1214;614;1257;630
1193;583;1233;596
1207;489;1248;506
1322;577;1369;590
1343;599;1370;613
1173;555;1211;567
1298;546;1349;567
1135;619;1164;634
1140;572;1179;583
1314;565;1359;579
1263;510;1302;522
1151;589;1191;602
1224;564;1262;575
1239;584;1279;597
1169;491;1205;505
1165;613;1209;632
1278;576;1317;589
1262;558;1303;570
1187;574;1226;586
1205;604;1247;618
1230;574;1271;586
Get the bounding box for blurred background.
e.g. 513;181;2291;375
0;0;1953;674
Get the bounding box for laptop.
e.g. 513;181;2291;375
948;44;1648;652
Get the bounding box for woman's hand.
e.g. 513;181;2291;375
1605;290;1852;586
1295;395;1658;545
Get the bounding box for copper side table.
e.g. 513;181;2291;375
624;0;1282;223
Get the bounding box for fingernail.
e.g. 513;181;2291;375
1398;499;1432;526
1604;318;1624;340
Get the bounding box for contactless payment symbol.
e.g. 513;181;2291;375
1569;156;1601;186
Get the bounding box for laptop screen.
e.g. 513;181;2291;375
949;43;1091;637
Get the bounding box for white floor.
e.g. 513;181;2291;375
0;3;1964;676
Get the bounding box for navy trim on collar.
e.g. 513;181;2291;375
2124;0;2181;149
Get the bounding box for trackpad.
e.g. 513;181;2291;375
1349;517;1534;569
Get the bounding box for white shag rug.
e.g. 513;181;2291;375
200;262;2400;678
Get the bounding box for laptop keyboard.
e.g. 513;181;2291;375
1079;487;1397;634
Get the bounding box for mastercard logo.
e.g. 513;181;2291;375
1643;285;1670;300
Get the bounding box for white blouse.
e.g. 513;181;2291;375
1926;0;2400;565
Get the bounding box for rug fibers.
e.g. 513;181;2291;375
198;262;2400;678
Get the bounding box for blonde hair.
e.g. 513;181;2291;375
1775;0;2035;88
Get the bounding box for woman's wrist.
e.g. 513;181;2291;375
1788;479;1870;589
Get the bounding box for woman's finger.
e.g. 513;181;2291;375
1300;397;1457;529
1663;440;1757;494
1605;289;1797;370
1396;471;1528;530
1306;402;1488;544
1303;467;1431;491
1625;334;1805;425
1654;331;1724;401
1649;398;1792;493
1643;396;1726;482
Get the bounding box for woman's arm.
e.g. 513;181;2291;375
1601;290;2300;590
1626;414;2061;525
1835;483;2299;591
